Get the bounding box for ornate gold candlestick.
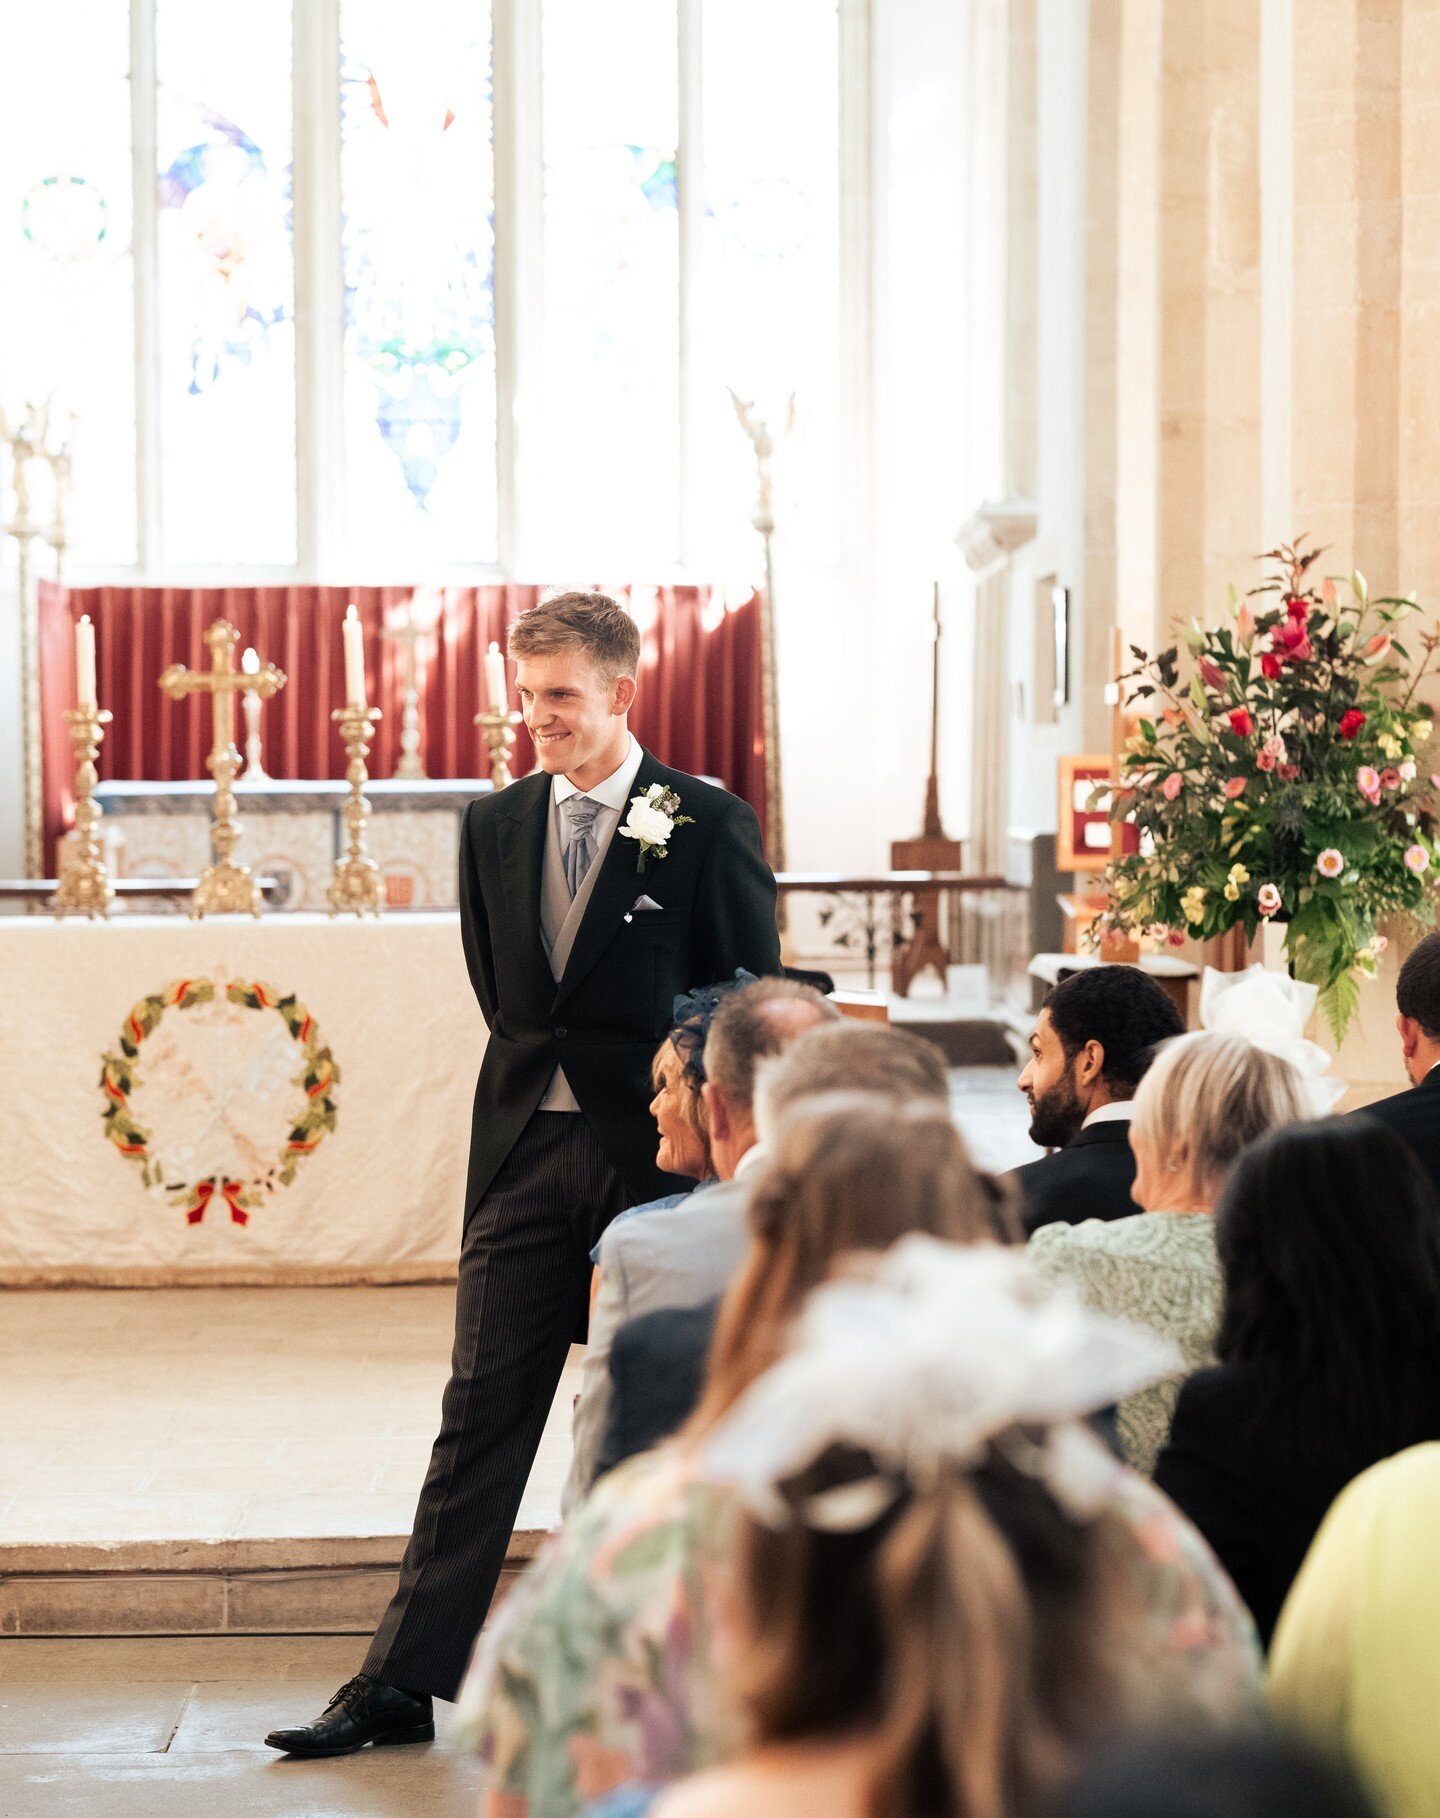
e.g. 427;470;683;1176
159;620;285;918
329;705;384;916
382;612;428;780
51;706;114;918
475;706;522;790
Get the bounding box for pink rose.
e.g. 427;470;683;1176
1405;845;1430;875
1357;766;1382;805
1162;772;1184;800
1167;930;1186;947
1256;750;1276;772
1223;777;1247;799
1381;767;1403;791
1278;762;1301;782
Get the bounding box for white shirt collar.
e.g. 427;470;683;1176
552;733;644;813
1081;1101;1133;1130
732;1142;768;1179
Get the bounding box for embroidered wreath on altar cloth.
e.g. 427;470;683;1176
99;976;341;1226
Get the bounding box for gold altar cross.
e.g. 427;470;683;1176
159;619;286;918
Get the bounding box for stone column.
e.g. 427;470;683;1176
957;501;1038;874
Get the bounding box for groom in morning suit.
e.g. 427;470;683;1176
267;592;780;1754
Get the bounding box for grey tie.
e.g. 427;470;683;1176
563;795;602;899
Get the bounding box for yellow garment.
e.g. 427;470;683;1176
1269;1442;1440;1818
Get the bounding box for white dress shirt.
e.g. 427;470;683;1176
1081;1100;1133;1130
538;734;646;1112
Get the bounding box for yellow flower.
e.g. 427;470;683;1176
1416;720;1434;742
1378;732;1404;761
1223;883;1240;901
1181;886;1207;924
1227;863;1250;886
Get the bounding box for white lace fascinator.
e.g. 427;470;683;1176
703;1237;1181;1533
1198;964;1344;1113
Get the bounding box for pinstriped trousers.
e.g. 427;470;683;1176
363;1112;629;1701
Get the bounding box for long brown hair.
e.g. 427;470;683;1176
732;1444;1127;1818
684;1095;1022;1440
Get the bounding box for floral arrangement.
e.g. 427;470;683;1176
1096;541;1440;1042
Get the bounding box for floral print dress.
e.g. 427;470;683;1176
454;1438;1261;1818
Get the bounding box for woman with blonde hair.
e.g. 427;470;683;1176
457;1099;1259;1818
1027;1030;1310;1475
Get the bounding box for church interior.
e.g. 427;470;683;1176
5;2;1440;1814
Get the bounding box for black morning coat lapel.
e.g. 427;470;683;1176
553;749;664;1011
494;771;556;1007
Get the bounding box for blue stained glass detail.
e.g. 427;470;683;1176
625;145;678;211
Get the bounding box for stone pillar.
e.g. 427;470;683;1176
957;501;1038;873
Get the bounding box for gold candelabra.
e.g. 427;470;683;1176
50;705;114;918
476;706;522;790
329;705;384;916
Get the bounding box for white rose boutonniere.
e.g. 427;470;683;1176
619;784;694;872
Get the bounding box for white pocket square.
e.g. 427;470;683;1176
625;895;664;922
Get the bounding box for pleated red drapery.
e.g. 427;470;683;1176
37;581;767;872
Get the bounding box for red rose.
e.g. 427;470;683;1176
1338;710;1366;740
1261;652;1282;681
1273;618;1311;658
1229;709;1254;738
1286;594;1311;622
1381;768;1402;791
1277;762;1300;781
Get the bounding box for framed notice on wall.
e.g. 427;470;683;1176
1057;753;1136;872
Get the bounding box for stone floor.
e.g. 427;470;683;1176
0;1635;478;1816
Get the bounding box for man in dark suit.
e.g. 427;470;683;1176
266;592;779;1756
1008;966;1185;1236
1361;931;1440;1189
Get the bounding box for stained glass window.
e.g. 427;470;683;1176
156;0;296;565
0;2;135;565
340;0;497;569
537;0;680;570
695;0;840;567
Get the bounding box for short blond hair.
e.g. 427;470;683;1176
507;590;641;679
1130;1031;1310;1202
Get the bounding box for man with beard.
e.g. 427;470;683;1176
1009;966;1185;1235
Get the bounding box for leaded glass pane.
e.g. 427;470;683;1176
340;0;497;570
696;0;840;565
156;0;296;565
538;0;680;570
0;2;136;565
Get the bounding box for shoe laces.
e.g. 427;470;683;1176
326;1675;373;1717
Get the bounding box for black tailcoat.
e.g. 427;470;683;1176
458;748;781;1209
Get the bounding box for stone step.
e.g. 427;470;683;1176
0;1529;546;1638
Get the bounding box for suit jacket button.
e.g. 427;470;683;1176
554;1026;568;1040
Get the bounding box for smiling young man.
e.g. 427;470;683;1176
1008;965;1185;1237
266;592;780;1756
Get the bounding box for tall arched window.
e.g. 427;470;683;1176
0;0;851;579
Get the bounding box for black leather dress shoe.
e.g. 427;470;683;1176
264;1673;434;1756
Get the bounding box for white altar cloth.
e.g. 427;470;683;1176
0;914;484;1285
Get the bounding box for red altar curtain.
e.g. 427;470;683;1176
37;581;766;873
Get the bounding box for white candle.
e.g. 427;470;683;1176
343;605;367;708
485;640;508;712
242;646;259;680
76;614;96;707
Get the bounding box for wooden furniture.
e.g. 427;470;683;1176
1027;951;1199;1024
776;870;1016;991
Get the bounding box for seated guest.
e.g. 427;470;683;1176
455;1103;1260;1818
646;1240;1235;1818
1059;1731;1378;1818
1011;966;1186;1235
1361;931;1440;1190
592;1023;961;1481
563;977;839;1512
1270;1442;1440;1818
1029;1031;1309;1475
1155;1118;1440;1646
